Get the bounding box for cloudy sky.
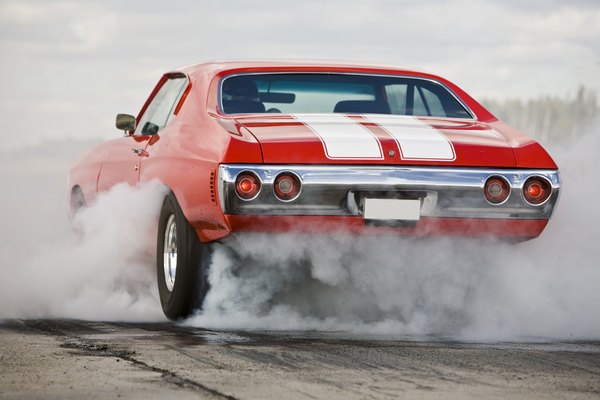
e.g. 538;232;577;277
1;0;599;151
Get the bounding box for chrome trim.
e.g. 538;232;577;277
521;175;554;207
163;214;177;292
218;167;226;214
218;164;561;220
218;72;476;120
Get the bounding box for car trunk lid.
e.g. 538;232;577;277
232;114;517;167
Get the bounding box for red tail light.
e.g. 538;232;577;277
484;176;510;204
523;177;552;205
273;172;301;201
235;172;261;200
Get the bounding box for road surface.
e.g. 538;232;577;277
1;319;599;399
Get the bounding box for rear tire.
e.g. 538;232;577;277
156;193;212;320
70;186;86;215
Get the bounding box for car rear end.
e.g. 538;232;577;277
209;65;560;239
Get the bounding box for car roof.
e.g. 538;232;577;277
175;59;432;78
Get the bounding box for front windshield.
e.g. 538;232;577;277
220;73;472;118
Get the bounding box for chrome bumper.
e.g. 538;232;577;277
218;164;560;220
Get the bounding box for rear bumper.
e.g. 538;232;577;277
224;215;549;238
219;164;560;221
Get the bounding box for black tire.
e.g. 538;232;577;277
156;193;212;320
70;186;86;215
69;186;87;238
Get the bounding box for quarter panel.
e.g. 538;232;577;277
139;102;260;242
489;121;558;169
67;145;107;209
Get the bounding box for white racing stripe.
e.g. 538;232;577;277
293;114;383;160
365;115;456;161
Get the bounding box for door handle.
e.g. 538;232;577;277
132;148;149;157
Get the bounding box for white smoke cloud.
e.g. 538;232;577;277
1;130;598;341
188;131;600;340
0;153;167;321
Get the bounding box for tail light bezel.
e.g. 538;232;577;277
234;171;262;201
483;175;511;205
273;171;302;202
522;175;553;206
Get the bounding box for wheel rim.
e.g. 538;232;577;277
163;214;177;292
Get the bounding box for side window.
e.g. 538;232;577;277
135;76;188;135
421;87;445;116
418;83;472;119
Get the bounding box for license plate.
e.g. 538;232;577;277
363;198;421;221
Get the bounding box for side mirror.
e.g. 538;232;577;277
116;114;136;132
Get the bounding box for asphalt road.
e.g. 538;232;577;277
1;319;599;399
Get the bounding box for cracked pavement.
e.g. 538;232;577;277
1;319;599;399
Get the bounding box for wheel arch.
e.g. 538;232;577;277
152;174;231;244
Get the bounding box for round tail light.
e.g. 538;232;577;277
484;176;511;204
523;177;552;205
235;172;261;200
273;172;301;201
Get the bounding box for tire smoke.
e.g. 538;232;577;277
0;152;167;321
188;131;600;340
1;131;598;340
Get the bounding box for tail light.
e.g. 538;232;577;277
523;177;552;205
484;176;510;204
235;172;261;200
273;172;302;201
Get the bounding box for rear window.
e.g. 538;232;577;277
220;73;472;118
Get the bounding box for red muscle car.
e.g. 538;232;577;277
68;60;560;319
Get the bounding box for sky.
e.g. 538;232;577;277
1;0;599;151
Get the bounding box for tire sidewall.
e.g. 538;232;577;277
156;193;210;320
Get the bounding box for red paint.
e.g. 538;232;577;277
223;215;548;239
231;115;519;167
68;61;559;242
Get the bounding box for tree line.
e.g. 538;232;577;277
481;86;598;144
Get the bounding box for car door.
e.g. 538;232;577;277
97;75;188;192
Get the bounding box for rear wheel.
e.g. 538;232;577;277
69;186;87;237
156;193;212;320
70;186;86;215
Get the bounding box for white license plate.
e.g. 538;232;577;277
363;198;421;221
